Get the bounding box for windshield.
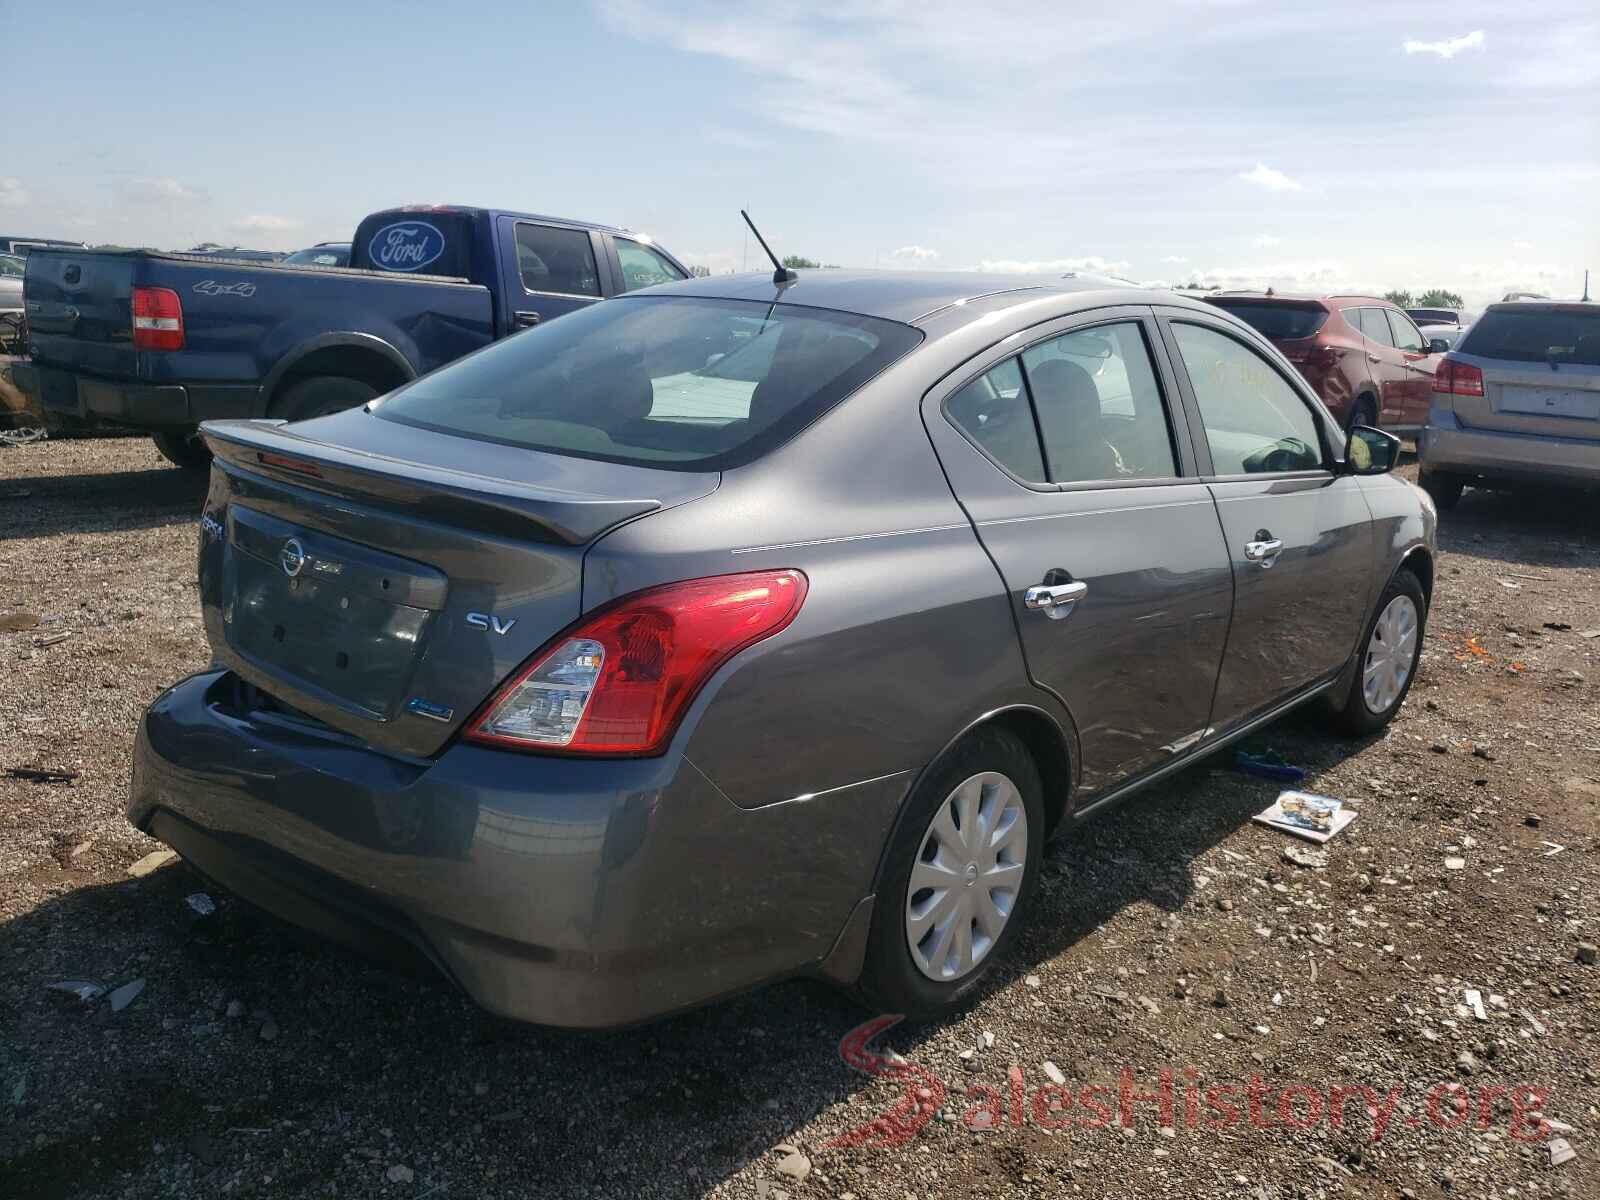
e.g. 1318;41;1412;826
375;296;923;469
282;245;350;267
1460;308;1600;367
1205;300;1328;340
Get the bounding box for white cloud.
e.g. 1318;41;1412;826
1238;163;1302;192
232;214;301;233
1160;255;1188;264
1512;240;1533;250
123;177;202;203
977;254;1131;276
1403;30;1485;59
1252;234;1283;248
0;178;27;208
891;244;940;262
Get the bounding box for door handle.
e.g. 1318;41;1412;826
514;310;541;329
1243;537;1284;566
1367;353;1381;364
1024;580;1088;619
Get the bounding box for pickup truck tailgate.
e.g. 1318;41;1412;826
24;249;140;378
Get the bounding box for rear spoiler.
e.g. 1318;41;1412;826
202;419;663;545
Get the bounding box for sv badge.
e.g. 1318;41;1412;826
466;612;517;636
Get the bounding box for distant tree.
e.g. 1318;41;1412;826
781;255;822;269
689;264;711;277
1415;288;1464;309
1384;289;1413;308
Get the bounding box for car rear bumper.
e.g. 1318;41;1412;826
1419;412;1600;487
128;670;899;1028
13;361;259;429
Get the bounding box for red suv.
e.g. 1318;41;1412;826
1204;293;1446;431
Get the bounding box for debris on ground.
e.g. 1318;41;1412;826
4;766;79;784
126;849;177;877
1232;749;1306;783
1253;792;1355;843
0;610;40;632
1281;845;1329;870
107;978;145;1012
44;980;105;1005
1546;1137;1577;1168
384;1163;414;1184
1578;942;1598;966
34;631;74;648
185;892;216;917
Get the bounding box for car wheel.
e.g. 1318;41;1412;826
1329;570;1427;736
273;375;379;422
1419;468;1464;511
1347;395;1378;432
151;429;212;471
856;727;1044;1019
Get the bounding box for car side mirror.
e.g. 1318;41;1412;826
1426;337;1450;353
1343;425;1402;475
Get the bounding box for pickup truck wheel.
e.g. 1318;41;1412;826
151;430;212;471
274;376;379;422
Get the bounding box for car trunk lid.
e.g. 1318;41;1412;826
199;410;719;756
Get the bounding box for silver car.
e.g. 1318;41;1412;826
1419;301;1600;507
0;253;24;313
130;272;1435;1026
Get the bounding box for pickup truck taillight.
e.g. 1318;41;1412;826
132;286;184;351
1432;355;1484;397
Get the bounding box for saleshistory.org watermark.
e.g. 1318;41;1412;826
828;1016;1554;1151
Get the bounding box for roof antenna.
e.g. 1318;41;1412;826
741;210;797;286
1583;269;1591;303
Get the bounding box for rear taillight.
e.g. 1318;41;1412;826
1432;356;1484;397
132;286;184;351
464;570;807;757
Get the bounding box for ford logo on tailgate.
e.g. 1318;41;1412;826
367;221;445;272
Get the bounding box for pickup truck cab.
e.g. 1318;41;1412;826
16;206;690;467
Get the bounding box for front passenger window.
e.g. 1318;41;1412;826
945;359;1046;483
1386;309;1425;352
616;239;688;292
1171;323;1324;475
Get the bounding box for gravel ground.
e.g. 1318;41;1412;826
2;437;1597;1200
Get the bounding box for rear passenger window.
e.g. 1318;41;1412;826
1021;322;1176;483
616;239;687;291
1172;323;1324;475
1359;307;1395;347
945;359;1046;483
515;223;600;297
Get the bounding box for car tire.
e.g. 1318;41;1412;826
1347;395;1378;432
1419;468;1464;511
273;375;379;423
855;727;1044;1020
151;429;212;471
1329;569;1427;737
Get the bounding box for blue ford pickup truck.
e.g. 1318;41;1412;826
16;206;690;466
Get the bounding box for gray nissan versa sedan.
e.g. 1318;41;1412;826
129;271;1435;1027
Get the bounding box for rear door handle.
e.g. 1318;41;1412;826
1024;580;1088;619
1243;537;1284;566
1367;353;1381;364
514;310;541;329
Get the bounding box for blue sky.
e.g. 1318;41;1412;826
6;1;1596;306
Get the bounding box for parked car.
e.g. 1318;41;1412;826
0;252;22;312
183;244;285;263
1407;306;1473;327
1418;322;1469;350
129;271;1434;1027
0;235;88;256
281;242;351;267
1418;300;1600;507
1204;293;1446;432
14;206;690;468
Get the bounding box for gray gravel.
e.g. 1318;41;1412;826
2;438;1597;1199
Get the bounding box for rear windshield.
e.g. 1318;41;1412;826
1459;308;1600;367
1205;300;1328;340
350;212;473;277
374;296;923;469
1408;308;1457;324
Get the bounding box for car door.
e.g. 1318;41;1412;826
1383;308;1439;428
1355;306;1408;424
495;216;606;332
922;308;1235;798
1158;312;1374;729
